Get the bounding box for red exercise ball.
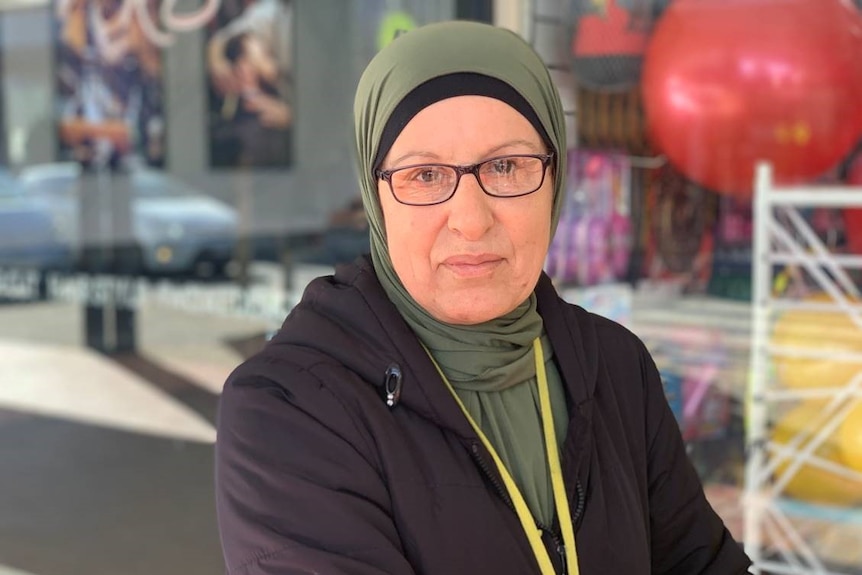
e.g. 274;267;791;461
642;0;862;198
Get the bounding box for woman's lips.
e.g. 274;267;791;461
442;254;503;277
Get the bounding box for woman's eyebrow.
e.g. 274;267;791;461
387;151;442;167
387;139;544;168
482;139;544;156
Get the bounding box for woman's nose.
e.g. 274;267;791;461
445;173;495;240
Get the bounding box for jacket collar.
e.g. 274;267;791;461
338;257;478;439
275;256;597;441
534;273;597;406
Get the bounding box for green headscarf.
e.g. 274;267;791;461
354;20;567;244
353;20;569;526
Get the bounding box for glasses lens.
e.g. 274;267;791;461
479;156;545;196
390;165;457;205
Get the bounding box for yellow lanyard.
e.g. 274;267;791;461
427;338;579;575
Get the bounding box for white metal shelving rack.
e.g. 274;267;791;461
745;162;862;575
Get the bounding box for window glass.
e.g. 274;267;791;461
0;2;489;573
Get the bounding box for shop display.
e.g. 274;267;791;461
642;0;862;197
641;164;716;292
206;0;294;168
55;0;166;169
546;149;632;286
651;326;731;443
559;282;633;327
569;0;668;91
660;371;684;426
772;499;862;570
574;84;651;153
843;150;862;255
839;403;862;472
844;208;862;255
707;197;753;301
771;400;862;507
772;294;862;390
746;163;862;575
569;0;663;153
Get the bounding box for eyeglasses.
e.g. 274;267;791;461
375;153;554;206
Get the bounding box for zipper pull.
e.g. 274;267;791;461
383;364;402;408
556;541;567;575
540;525;567;575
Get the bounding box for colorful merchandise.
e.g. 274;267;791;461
641;164;716;293
569;0;669;91
707;196;753;301
558;282;633;327
772;400;862;506
546;149;632;287
653;327;730;443
771;294;862;390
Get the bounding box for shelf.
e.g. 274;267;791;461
744;163;862;575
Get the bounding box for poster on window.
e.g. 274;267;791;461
206;0;294;169
54;0;165;170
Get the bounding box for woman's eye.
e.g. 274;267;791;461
490;159;516;174
403;167;447;185
416;169;439;183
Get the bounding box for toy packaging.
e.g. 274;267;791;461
641;163;717;293
546;149;633;287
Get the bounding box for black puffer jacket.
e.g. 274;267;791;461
215;256;751;575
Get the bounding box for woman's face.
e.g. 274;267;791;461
378;95;554;325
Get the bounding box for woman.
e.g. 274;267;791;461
215;20;751;575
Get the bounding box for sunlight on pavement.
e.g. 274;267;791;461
0;339;215;443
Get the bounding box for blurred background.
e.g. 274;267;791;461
1;0;861;574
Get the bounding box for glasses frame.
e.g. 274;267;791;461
374;152;555;206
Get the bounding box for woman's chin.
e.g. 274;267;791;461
431;292;516;325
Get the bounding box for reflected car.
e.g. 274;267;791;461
18;163;238;278
0;169;72;271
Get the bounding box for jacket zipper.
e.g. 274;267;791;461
572;480;585;528
386;362;583;572
543;528;567;575
469;442;514;509
469;441;572;575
